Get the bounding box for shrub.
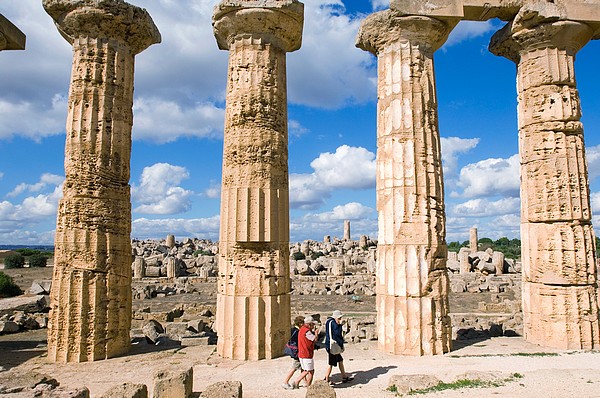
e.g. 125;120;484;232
292;252;305;260
0;271;22;298
310;251;324;260
28;254;48;268
3;253;25;269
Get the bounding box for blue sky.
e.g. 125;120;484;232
1;0;599;246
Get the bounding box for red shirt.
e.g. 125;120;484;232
297;324;316;359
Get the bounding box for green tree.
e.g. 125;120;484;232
292;252;305;260
310;251;324;260
28;254;48;268
495;237;510;247
4;253;25;269
596;236;600;257
0;271;22;298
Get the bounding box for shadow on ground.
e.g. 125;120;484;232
333;365;397;388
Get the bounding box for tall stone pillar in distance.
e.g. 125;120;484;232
356;10;456;355
43;0;160;362
212;0;304;360
343;220;351;240
469;227;478;253
490;7;600;349
0;14;26;51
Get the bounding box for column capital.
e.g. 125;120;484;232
212;0;304;52
356;9;457;56
42;0;160;54
489;7;593;63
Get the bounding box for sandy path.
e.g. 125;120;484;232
5;334;600;397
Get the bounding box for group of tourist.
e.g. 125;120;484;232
282;310;354;390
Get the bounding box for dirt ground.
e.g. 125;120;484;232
5;267;592;397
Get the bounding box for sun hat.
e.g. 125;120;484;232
332;310;344;319
304;315;315;324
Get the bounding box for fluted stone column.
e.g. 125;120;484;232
43;0;160;362
356;10;456;355
343;220;351;240
490;10;600;349
212;0;303;360
469;227;478;253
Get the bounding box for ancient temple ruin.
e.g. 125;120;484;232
35;0;600;363
43;0;160;362
357;0;600;354
212;0;304;360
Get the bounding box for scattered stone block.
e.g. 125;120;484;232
153;367;193;398
388;374;441;395
305;379;336;397
99;383;148;398
201;380;242;398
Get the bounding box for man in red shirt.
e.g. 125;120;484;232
292;315;317;389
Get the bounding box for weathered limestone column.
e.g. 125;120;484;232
490;7;600;349
212;0;303;360
469;227;478;253
343;220;351;240
0;14;25;51
356;10;456;355
43;0;160;362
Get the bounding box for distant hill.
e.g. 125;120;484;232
0;245;54;251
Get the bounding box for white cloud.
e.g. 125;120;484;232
132;163;194;214
0;95;67;141
591;192;600;212
290;145;376;209
287;1;376;108
203;181;221;199
133;98;224;143
290;202;377;241
371;0;388;11
452;197;520;217
289;119;309;137
441;136;480;177
444;20;499;48
7;173;65;198
132;216;220;241
1;1;378;143
313;202;375;222
586;144;600;182
455;154;520;198
0;179;63;245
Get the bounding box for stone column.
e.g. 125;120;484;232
0;14;25;51
212;0;304;360
490;9;600;349
43;0;160;362
356;10;456;355
469;227;478;253
343;220;351;240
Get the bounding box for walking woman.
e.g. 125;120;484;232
324;310;353;385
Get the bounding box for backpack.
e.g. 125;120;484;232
283;328;299;359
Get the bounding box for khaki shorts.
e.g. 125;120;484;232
290;358;301;370
299;358;314;371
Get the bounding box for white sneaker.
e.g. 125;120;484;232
282;383;293;390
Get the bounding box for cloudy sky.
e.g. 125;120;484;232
1;0;599;246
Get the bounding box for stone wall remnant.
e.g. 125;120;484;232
356;9;456;355
212;0;304;360
490;3;600;349
43;0;160;362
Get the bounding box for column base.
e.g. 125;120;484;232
523;281;600;349
47;267;131;362
216;293;290;360
377;293;451;355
